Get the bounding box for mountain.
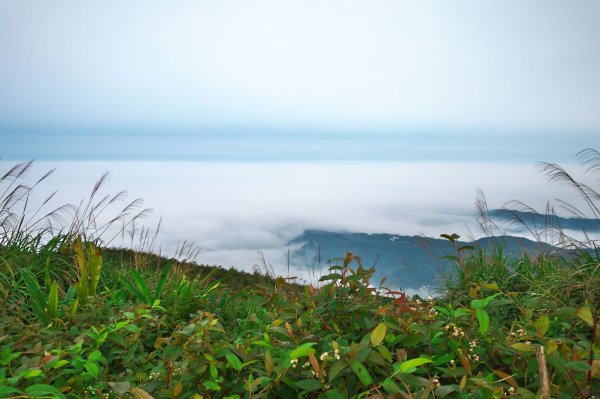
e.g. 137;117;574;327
489;209;600;232
288;230;555;292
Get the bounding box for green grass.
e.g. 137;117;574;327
0;154;599;398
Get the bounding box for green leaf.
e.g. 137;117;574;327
22;369;44;379
289;342;316;359
203;381;222;391
534;315;549;336
397;357;432;373
351;360;373;386
319;273;342;282
225;351;243;371
295;379;324;392
471;294;499;310
565;361;591;372
131;269;152;305
577;306;594;327
25;384;66;399
323;389;347;399
511;343;535;352
84;362;99;379
327;359;348;381
370;322;386;346
376;344;392;363
21;270;50;325
47;281;59;320
432;354;454;367
108;381;132;395
0;386;24;396
476;308;490;335
154;263;171;301
382;378;402;393
210;363;219;379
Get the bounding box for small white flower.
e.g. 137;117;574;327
320;352;329;361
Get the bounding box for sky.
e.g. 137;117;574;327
1;0;599;161
2;2;600;285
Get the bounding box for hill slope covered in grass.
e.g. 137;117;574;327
1;151;599;398
0;232;598;398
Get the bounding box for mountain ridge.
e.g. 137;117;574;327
288;230;556;292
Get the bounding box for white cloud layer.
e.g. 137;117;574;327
6;160;595;278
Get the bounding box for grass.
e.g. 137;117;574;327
0;154;598;398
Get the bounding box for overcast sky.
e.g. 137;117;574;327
1;1;599;160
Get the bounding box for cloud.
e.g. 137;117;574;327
8;159;595;278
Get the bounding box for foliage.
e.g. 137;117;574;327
0;154;599;398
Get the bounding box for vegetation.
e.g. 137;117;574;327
0;152;598;398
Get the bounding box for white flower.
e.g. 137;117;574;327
320;352;329;361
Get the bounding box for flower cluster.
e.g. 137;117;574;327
148;371;162;381
445;324;465;337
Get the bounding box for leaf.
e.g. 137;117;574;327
511;343;535;352
398;357;432;373
47;281;59;320
323;389;347;399
564;361;591;372
173;382;182;397
376;344;393;363
295;379;324;392
131;269;152;305
0;386;24;396
154;263;171;301
131;387;155;399
471;294;499;310
432;354;454;366
534;315;549;336
319;273;342;282
577;306;594;326
459;375;467;391
382;378;402;393
108;381;132;395
203;381;221;391
289;342;316;359
592;360;600;378
22;369;44;378
25;384;66;399
351;360;373;386
225;351;243;371
21;270;49;325
328;359;347;381
476;308;490;335
370;322;386;346
492;369;517;388
84;361;99;378
264;350;273;374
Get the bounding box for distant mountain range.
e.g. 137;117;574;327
488;209;600;232
288;230;556;292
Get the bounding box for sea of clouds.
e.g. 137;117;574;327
3;160;594;282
